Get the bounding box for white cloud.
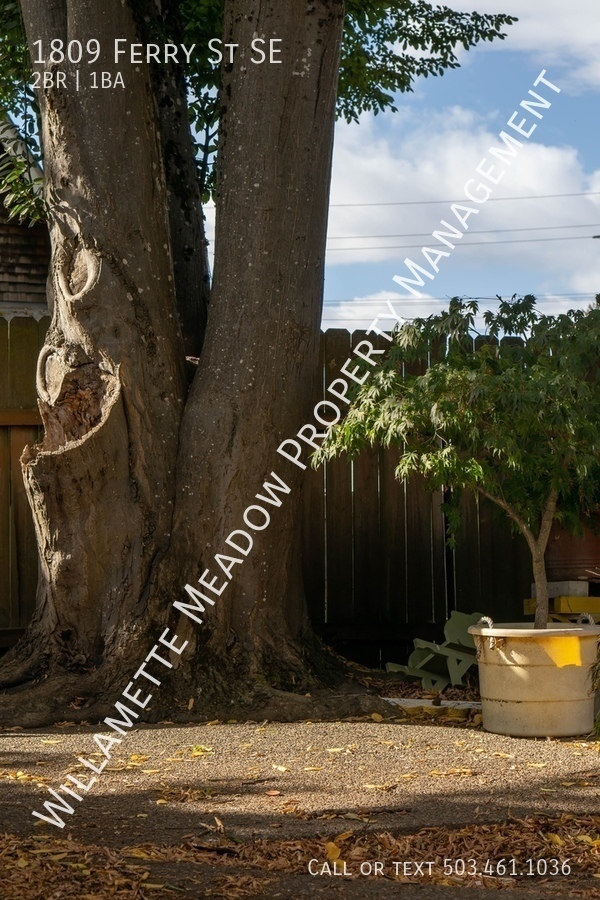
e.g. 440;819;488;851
327;106;600;299
323;290;594;332
321;290;439;330
448;0;600;90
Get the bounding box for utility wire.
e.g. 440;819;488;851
329;190;600;208
326;235;598;252
327;223;600;241
322;295;596;306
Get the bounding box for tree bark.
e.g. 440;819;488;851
132;0;211;357
532;489;558;628
0;0;347;723
157;0;346;701
0;0;186;693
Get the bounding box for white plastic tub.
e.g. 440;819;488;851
468;622;600;737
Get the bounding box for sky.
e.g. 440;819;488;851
324;0;600;329
208;1;600;331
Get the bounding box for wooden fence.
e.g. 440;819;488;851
0;319;533;665
0;315;49;646
301;330;531;665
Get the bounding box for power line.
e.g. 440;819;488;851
327;223;600;241
329;190;600;208
322;295;597;306
326;234;598;252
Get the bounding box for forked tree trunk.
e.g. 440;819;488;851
0;0;347;723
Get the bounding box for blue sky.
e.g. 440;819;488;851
322;0;600;329
204;1;600;330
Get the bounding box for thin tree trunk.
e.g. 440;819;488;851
477;487;558;630
532;550;549;629
532;489;558;628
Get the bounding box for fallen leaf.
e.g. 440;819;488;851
265;790;281;797
334;831;354;842
326;842;340;861
371;713;383;722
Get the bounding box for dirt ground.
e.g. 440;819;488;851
1;695;599;899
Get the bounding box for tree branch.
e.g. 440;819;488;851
475;486;537;555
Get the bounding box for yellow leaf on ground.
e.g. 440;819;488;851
326;842;340;861
371;713;383;722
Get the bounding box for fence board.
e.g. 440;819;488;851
0;318;8;409
352;446;380;623
478;497;529;621
10;427;38;626
301;334;325;626
405;474;437;624
431;488;448;624
351;331;386;624
453;493;481;613
0;428;10;628
8;317;39;408
378;447;407;624
322;329;352;624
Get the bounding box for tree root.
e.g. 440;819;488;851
0;675;116;729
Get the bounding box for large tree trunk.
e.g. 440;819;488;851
156;0;346;707
0;0;186;696
0;0;347;724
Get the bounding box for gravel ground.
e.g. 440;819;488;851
1;715;599;897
